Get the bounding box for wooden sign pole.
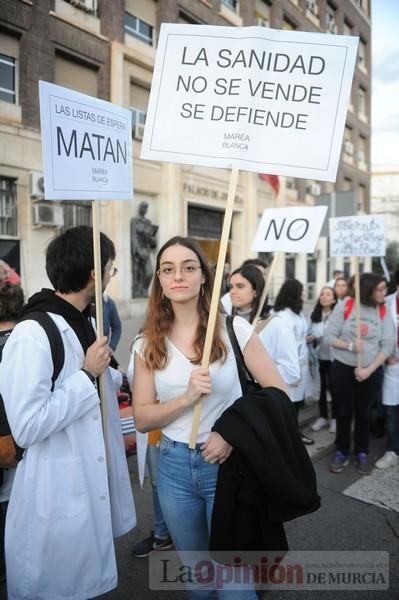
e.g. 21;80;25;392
92;200;109;448
252;252;281;325
354;257;361;369
189;168;239;449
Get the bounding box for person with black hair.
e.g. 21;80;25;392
273;279;314;445
0;283;24;586
229;265;300;387
376;267;399;469
221;257;267;314
308;287;338;433
0;226;135;600
325;272;396;475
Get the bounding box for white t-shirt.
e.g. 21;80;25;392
220;292;232;315
133;316;253;444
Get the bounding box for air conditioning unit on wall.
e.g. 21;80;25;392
29;171;45;198
33;203;64;227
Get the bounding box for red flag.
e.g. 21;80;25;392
259;173;280;195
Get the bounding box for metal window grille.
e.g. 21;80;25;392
0;178;17;236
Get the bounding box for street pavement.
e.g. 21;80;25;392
99;430;398;600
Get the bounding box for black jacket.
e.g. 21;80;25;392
210;386;321;554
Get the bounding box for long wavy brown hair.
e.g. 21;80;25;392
142;236;227;370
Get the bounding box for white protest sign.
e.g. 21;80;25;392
39;81;133;200
252;206;328;253
329;215;385;257
141;24;358;181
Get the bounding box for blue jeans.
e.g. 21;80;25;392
386;405;399;454
147;443;170;539
157;435;257;600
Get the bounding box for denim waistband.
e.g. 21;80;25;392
161;433;203;451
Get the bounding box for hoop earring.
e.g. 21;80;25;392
201;284;204;297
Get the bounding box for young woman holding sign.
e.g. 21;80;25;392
325;273;396;475
132;236;284;600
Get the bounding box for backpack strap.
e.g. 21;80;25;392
344;297;386;320
226;315;256;395
343;297;354;320
19;312;65;392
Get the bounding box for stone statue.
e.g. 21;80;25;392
130;201;158;298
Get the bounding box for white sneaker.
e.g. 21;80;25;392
375;451;398;470
311;417;328;432
329;419;336;434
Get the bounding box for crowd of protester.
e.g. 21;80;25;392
0;238;398;599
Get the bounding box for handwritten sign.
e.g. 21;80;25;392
252;206;327;253
39;81;133;200
329;215;385;257
141;24;358;181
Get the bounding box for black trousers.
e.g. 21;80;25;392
330;360;381;455
318;359;335;420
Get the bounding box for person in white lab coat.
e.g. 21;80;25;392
272;279;314;445
0;226;136;600
376;268;399;469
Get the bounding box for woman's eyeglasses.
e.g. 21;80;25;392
157;264;201;278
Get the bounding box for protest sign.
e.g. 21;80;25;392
252;206;328;254
141;24;358;181
39;81;133;200
39;81;134;448
329;215;385;257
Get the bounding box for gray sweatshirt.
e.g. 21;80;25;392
324;300;396;368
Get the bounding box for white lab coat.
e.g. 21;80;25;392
273;308;309;402
0;314;136;600
257;315;300;390
383;292;399;406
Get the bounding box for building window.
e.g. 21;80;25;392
129;107;146;140
63;0;98;15
358;136;367;170
0;177;17;236
326;4;338;34
0;53;16;104
54;54;98;97
357;184;366;212
358;87;367;119
282;17;297;30
222;0;239;13
285;256;296;279
306;0;319;16
343;259;351;279
343;21;352;36
358;39;367;72
355;0;369;16
255;4;270;27
307;258;317;283
343;177;352;191
125;12;154;45
343;127;354;161
62;201;92;229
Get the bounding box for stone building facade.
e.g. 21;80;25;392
0;0;371;311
